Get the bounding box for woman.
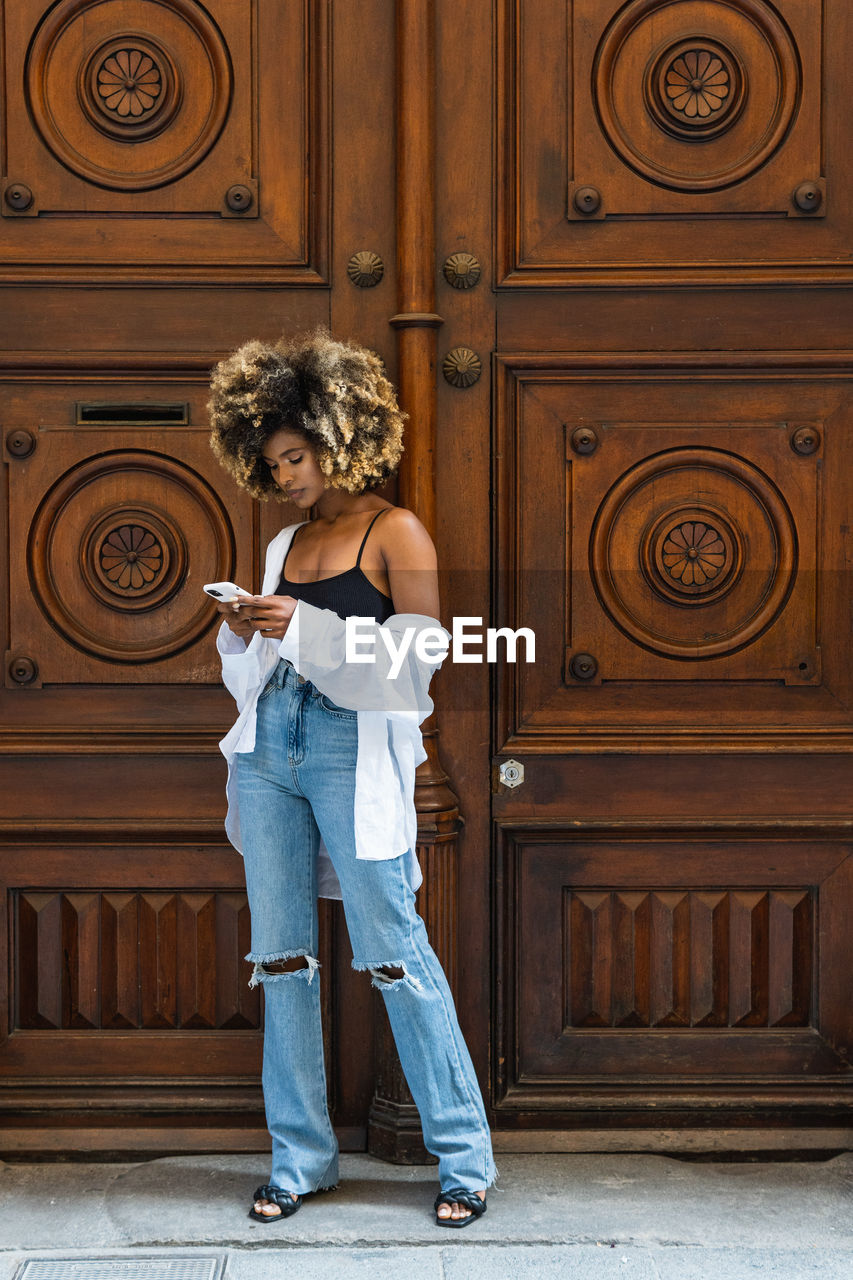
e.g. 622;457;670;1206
208;330;497;1227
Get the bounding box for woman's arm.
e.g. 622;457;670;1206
380;507;440;621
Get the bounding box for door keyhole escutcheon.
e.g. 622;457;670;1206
499;759;524;789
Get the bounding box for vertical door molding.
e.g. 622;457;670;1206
367;0;463;1163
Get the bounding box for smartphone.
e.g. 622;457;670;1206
203;581;254;603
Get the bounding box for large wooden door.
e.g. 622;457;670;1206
4;0;852;1156
434;0;853;1145
0;0;400;1153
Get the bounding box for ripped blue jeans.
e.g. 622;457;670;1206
235;657;497;1197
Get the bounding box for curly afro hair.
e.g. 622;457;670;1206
208;327;406;500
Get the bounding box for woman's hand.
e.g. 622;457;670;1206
233;594;298;641
214;598;255;640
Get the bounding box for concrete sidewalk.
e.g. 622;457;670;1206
1;1151;852;1278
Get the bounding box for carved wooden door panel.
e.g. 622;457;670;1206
432;0;853;1140
0;0;397;1152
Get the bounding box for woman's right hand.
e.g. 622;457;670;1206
215;599;255;640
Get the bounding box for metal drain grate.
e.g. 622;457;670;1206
12;1258;226;1280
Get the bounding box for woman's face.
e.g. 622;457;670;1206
261;428;327;507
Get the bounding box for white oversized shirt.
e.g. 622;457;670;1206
216;521;451;899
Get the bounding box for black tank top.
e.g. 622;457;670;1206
275;509;395;622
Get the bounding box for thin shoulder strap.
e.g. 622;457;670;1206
355;509;390;567
281;521;308;575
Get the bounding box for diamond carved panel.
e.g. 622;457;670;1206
565;887;812;1029
15;889;259;1031
494;830;852;1103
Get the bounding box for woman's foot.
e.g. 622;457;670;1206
248;1184;303;1222
253;1191;298;1218
435;1189;486;1223
249;1181;337;1221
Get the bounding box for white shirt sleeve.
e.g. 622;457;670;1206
216;620;263;711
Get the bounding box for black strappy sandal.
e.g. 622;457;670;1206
248;1184;303;1222
434;1186;487;1229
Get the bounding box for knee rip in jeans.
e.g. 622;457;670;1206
352;959;424;993
247;950;319;989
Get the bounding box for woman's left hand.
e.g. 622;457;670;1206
237;594;298;640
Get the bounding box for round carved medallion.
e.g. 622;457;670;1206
80;506;186;612
594;0;800;192
443;253;482;289
646;39;747;141
96;47;162;119
28;451;233;663
98;522;165;590
665;49;731;121
80;36;181;143
642;506;742;605
26;0;232;191
347;251;384;287
591;449;796;660
443;347;482;388
661;521;727;584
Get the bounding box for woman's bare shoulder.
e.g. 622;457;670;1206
377;505;434;542
377;506;437;568
378;504;426;531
